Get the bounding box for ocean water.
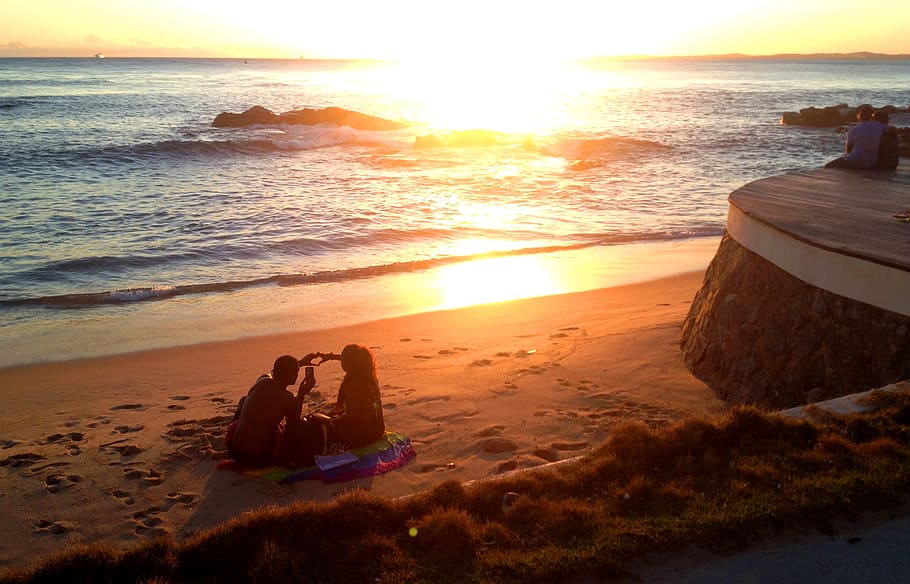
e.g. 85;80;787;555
1;57;908;366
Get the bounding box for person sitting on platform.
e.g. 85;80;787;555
824;105;886;169
872;110;900;170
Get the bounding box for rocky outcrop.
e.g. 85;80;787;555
780;103;908;127
212;106;404;131
681;234;910;410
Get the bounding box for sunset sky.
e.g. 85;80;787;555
2;0;909;60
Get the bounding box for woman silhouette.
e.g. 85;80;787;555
328;344;386;448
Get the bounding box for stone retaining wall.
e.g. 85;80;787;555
680;233;910;409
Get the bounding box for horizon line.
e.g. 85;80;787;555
2;51;910;62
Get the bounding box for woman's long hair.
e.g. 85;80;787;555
340;343;379;393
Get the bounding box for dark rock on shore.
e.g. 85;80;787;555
213;106;404;131
780;103;908;127
680;234;910;410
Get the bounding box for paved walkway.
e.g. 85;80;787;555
621;512;910;584
612;382;910;584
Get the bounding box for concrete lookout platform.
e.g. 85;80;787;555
681;164;910;409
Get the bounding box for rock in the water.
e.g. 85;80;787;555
213;105;404;131
212;105;278;127
780;103;908;127
279;106;403;130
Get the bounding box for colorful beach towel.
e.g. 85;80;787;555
217;431;416;484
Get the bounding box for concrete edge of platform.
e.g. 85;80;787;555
726;203;910;317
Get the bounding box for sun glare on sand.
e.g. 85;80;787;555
435;255;562;309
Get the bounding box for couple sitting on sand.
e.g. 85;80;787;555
825;105;899;170
226;344;385;468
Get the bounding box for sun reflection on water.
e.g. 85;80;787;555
382;58;595;135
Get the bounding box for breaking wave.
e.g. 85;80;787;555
0;229;720;309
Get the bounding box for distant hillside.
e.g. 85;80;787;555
583;52;910;64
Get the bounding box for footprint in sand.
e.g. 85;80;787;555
112;489;136;506
144;469;164;485
44;432;84;445
588;393;679;423
436;347;470;355
495;352;511;357
123;468;145;479
169;395;190;401
167;404;186;411
479;437;518;454
470;359;493;367
87;417;113;428
532;448;559;462
45;473;83;494
113;444;142;457
114;424;144;434
166;491;196;505
34;519;76;535
123;467;164;485
489;384;517;396
45;475;65;493
131;507;168;537
400;337;412;342
27;461;70;475
111;403;144;411
1;452;46;467
475;425;505;438
1;439;23;449
413;354;433;360
497;460;519;473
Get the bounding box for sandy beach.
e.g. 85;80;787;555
0;270;726;569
